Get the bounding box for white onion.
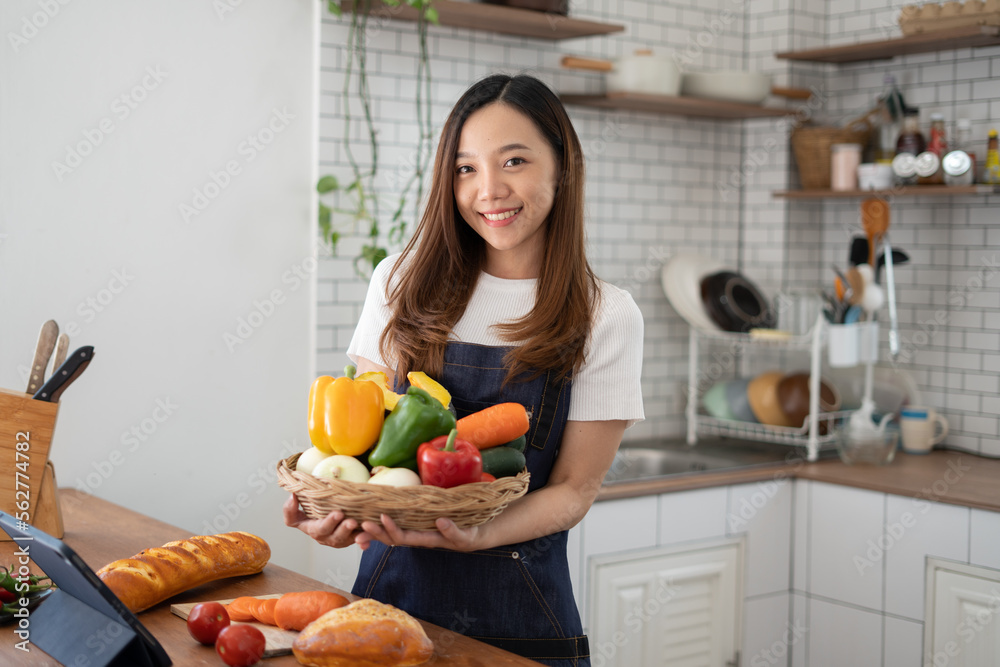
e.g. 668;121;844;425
368;466;422;487
295;447;330;475
311;455;371;483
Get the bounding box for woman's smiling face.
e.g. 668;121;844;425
453;103;560;279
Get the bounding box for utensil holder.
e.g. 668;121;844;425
0;387;63;539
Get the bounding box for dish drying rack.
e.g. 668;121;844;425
685;315;873;462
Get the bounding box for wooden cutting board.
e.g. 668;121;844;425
170;594;297;657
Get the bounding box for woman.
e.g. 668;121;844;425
285;74;644;667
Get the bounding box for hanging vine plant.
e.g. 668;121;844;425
319;0;438;278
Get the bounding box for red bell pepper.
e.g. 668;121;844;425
417;429;483;488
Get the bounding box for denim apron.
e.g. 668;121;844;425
352;342;590;666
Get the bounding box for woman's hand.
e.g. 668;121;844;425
356;514;483;552
283;493;366;549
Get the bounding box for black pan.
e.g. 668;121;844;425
700;271;776;333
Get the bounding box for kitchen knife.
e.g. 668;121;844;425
33;346;94;402
48;333;70;380
26;320;59;394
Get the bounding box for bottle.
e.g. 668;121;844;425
896;108;926;155
918;113;947;184
983;129;1000;185
893;107;925;185
943;119;976;186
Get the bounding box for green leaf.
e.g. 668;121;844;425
424;7;439;24
319;203;332;238
316;175;340;193
362;244;388;269
327;1;342;17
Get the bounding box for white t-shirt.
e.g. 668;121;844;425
347;253;645;425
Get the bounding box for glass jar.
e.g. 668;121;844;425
831;143;862;191
919;113;947;184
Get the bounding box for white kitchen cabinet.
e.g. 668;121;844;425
587;539;743;667
925;559;1000;666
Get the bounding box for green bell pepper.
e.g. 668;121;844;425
368;386;456;469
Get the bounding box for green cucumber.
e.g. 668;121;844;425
480;446;526;478
501;435;526;453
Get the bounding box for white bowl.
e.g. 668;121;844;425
681;70;771;105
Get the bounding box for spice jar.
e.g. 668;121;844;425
831;143;862;191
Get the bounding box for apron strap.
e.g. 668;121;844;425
471;634;590;661
529;369;570;451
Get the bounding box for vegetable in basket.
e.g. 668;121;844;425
307;365;384;456
417;429;483;488
455;402;530;450
368;386;456;468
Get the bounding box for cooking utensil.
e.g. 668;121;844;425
884;235;901;359
560;52;682;96
845;266;866;307
26;320;59;394
849;236;869;266
861;198;890;267
48;333;70;380
681;70;772;104
699;270;776;332
33;346;94;402
875;248;909;284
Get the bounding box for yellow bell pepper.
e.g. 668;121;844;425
407;371;451;410
307;366;385;456
356;370;403;411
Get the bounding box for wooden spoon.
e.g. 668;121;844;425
860;198;890;267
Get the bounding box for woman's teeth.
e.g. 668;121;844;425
482;208;521;222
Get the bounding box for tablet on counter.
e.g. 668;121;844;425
0;511;171;667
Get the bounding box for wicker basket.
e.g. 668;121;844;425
276;453;531;530
790;113;875;190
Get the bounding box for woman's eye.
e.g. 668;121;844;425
505;157;526;167
456;165;474;174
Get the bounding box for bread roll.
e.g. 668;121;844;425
292;598;434;667
96;531;270;612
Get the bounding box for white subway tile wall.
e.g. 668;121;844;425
316;1;999;454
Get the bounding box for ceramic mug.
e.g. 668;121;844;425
900;406;949;454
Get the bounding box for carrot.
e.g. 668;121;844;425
225;596;259;622
273;591;350;631
249;597;279;626
456;402;530;450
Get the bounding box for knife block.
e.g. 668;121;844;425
0;387;63;540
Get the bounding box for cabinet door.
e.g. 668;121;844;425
929;566;1000;666
589;540;742;667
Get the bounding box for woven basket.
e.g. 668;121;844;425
790;112;874;190
276;453;531;530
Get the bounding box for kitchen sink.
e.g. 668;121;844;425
602;437;834;484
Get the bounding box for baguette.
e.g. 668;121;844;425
96;531;270;612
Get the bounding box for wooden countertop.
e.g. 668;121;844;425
597;449;1000;513
0;490;542;666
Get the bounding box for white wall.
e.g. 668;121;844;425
0;0;319;572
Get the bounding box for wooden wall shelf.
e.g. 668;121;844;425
561;92;792;120
338;0;625;40
773;185;1000;199
775;25;1000;63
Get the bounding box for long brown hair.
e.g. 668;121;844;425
379;74;597;384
